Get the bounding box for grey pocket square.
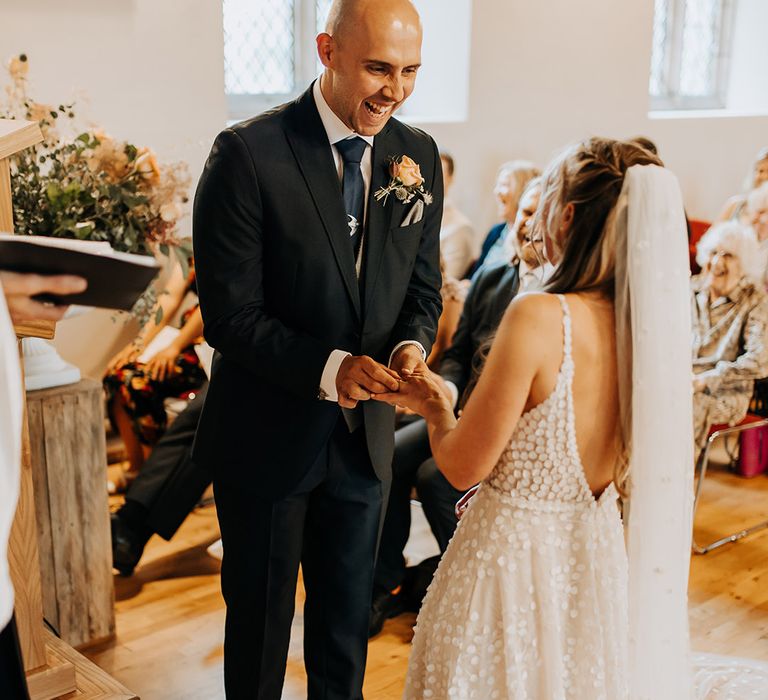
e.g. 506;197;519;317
400;199;425;227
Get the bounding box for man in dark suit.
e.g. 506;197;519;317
370;179;546;635
192;1;442;698
110;385;210;577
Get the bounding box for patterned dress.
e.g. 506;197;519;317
691;276;768;449
103;267;206;446
404;295;629;699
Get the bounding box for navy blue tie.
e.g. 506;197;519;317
335;136;367;261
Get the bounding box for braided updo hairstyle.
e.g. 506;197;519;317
539;137;662;297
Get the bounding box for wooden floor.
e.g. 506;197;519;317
85;457;768;700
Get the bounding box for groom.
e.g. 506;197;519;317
192;0;442;698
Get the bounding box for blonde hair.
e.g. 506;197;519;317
497;160;541;220
541;139;662;298
539;137;663;496
696;221;761;282
743;147;768;191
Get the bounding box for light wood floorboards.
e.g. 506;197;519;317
85;460;768;699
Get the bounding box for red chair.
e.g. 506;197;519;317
692;413;768;554
688;219;711;274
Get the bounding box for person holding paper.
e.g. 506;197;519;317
0;271;85;699
193;0;443;696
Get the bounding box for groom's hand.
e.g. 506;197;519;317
336;355;401;409
390;343;427;379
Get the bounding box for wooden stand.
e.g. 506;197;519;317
28;379;115;650
2;118;136;698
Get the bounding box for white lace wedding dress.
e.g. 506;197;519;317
403;294;768;700
404;295;630;699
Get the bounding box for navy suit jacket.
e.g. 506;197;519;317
192;86;443;496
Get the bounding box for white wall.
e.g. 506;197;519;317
2;0;767;373
402;0;472;122
422;0;768;234
726;0;768;114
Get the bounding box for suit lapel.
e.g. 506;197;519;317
285;90;361;319
363;126;396;317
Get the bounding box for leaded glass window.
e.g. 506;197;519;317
224;0;296;96
224;0;333;119
649;0;735;110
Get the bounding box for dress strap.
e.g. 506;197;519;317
555;294;573;365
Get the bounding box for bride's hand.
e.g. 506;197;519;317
372;368;451;420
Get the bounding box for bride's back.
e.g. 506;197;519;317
524;291;619;497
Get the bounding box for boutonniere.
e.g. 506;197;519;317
374;155;434;207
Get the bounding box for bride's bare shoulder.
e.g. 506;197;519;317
507;291;562;318
501;291;564;340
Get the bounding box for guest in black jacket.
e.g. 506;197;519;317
110;384;211;576
369;178;547;636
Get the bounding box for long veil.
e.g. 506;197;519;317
614;164;695;700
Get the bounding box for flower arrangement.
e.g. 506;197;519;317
2;54;192;319
374;154;434;207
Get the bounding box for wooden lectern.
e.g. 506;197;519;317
2;119;136;698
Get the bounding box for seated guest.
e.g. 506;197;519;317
747;183;768;285
438;152;478;279
718;147;768;223
692;222;768;450
370;178;546;636
111;384;211;576
468;159;540;276
104;258;206;486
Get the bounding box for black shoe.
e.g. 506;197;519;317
110;512;147;577
368;585;405;638
401;556;441;612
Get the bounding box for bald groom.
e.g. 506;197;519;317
193;1;443;697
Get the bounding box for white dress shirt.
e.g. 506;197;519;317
312;80;424;401
0;279;23;630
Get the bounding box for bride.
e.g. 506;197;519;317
375;137;768;699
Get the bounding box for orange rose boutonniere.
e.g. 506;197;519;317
374;154;434;207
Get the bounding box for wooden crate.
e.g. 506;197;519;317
27;378;115;649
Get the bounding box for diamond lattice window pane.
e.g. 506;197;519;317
679;0;722;96
649;0;670;97
224;0;296;96
316;0;333;33
314;0;334;74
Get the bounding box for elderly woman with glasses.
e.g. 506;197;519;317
692;221;768;449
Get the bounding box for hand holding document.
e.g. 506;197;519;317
0;233;160;311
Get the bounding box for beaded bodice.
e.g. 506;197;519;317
485;294;609;506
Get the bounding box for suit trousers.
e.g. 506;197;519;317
374;418;465;592
214;416;383;700
122;385;211;540
0;616;29;700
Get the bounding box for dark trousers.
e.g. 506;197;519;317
374;418;464;591
121;385;211;540
214;418;384;700
0;616;29;700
